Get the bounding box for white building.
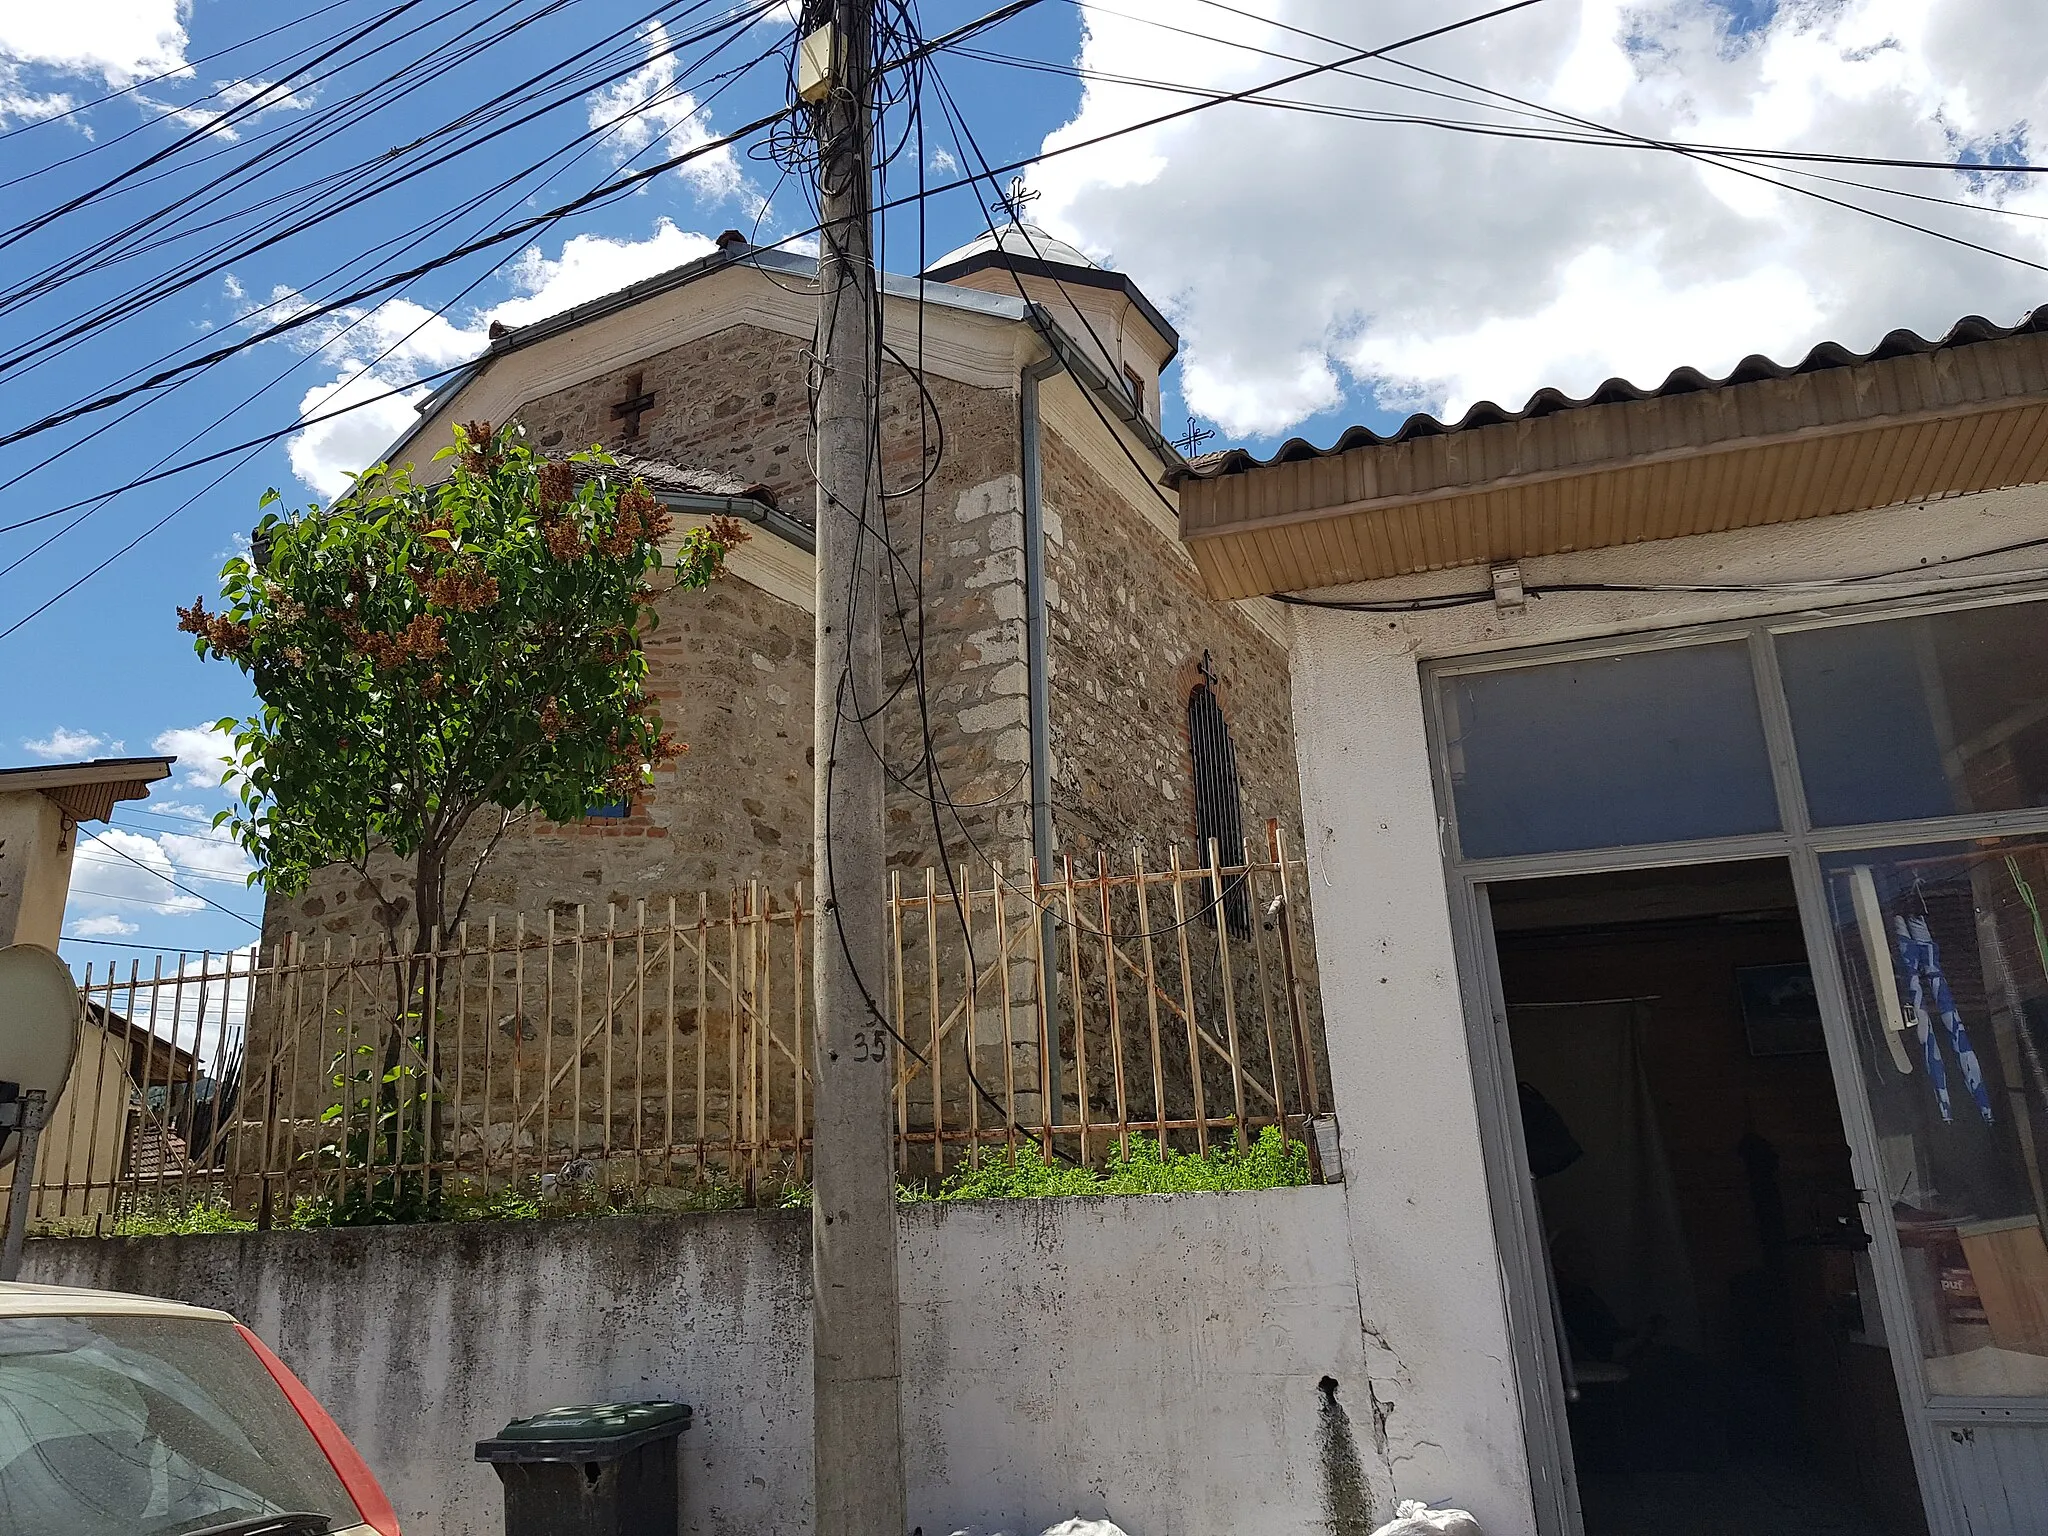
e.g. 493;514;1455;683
1174;309;2048;1536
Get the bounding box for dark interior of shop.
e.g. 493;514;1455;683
1492;859;1926;1536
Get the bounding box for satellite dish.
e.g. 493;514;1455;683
0;943;80;1167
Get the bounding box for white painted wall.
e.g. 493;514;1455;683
24;1186;1378;1536
1285;483;2048;1536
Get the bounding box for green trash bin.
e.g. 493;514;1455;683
475;1401;692;1536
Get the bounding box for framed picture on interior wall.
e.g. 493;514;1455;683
1735;962;1827;1056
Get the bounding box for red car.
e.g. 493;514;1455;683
0;1280;400;1536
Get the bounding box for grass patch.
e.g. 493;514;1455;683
38;1132;1308;1235
113;1196;256;1237
912;1126;1311;1203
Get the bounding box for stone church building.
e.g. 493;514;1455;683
261;221;1305;949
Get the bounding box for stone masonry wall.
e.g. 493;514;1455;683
1037;423;1327;1131
261;321;1034;951
251;322;1038;1144
248;312;1324;1155
1038;425;1305;863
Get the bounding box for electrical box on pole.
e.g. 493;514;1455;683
803;2;908;1534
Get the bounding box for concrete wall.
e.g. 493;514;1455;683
23;1185;1386;1536
0;788;72;947
1284;484;2048;1536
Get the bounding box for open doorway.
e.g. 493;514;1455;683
1490;859;1926;1536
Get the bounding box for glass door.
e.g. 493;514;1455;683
1808;837;2048;1533
1817;838;2048;1401
1429;589;2048;1536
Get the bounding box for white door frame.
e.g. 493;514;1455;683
1424;596;2048;1536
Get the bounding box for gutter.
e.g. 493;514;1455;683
1017;317;1187;1126
654;491;814;555
1020;353;1063;884
1020;349;1064;1119
1017;310;1187;881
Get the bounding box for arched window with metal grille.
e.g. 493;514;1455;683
1187;652;1251;937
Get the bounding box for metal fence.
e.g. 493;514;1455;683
11;826;1326;1227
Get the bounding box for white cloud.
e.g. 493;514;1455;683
1027;0;2048;437
283;221;718;496
0;1;189;126
64;820;254;955
155;827;256;886
70;827;206;917
584;22;746;199
146;800;218;822
136;76;314;141
0;3;188;84
152;723;234;788
491;221;719;327
69;913;139;938
23;725;107;759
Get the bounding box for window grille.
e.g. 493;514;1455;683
1188;651;1251;937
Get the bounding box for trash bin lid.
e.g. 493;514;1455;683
475;1401;694;1463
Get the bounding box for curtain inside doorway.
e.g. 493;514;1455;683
1512;1001;1702;1356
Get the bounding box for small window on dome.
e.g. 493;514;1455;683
1122;364;1147;416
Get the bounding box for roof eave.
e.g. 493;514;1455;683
923;250;1181;361
1181;394;2048;601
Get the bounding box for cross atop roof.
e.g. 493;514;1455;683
999;175;1040;222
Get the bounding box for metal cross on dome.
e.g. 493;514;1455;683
1173;418;1215;455
999;175;1040;222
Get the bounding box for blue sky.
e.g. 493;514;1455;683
6;0;2048;971
0;0;1105;968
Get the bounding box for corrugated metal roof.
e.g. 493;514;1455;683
1169;304;2048;484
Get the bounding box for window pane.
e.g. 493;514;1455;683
1779;600;2048;827
1442;642;1781;859
1820;838;2048;1397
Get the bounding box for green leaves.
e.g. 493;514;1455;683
180;420;740;934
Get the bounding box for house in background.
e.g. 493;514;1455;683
0;754;175;1227
1175;309;2048;1536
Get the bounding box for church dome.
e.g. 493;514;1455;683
925;220;1101;276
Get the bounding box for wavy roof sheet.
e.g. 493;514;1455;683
1170;304;2048;484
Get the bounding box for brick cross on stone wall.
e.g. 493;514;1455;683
610;372;657;441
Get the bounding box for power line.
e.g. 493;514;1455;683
0;0;456;254
0;14;787;592
954;44;2048;266
59;935;253;954
0;0;375;158
75;855;253;888
0;104;796;451
0;360;473;541
0;0;1528;450
0;0;728;346
0;0;1035;450
0;24;796;640
1171;0;2048;177
0;0;616;352
74;839;264;928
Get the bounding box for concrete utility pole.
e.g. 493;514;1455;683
804;1;907;1533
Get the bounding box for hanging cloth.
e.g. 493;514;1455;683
1894;912;1996;1125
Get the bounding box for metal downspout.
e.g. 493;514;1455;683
1021;352;1064;1123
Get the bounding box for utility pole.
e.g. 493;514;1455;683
803;1;906;1533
